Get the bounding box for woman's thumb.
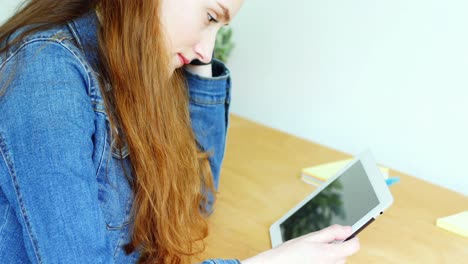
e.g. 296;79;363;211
306;225;353;243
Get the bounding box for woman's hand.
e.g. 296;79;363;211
184;63;212;77
242;225;360;264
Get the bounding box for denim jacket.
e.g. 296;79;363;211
0;11;239;264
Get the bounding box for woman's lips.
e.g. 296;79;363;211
178;54;190;65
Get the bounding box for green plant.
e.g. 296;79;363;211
214;27;234;63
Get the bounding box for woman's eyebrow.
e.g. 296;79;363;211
216;2;231;22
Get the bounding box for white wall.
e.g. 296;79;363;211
0;0;21;24
228;0;468;196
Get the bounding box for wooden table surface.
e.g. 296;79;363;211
198;115;468;263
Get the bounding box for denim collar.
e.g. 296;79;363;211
67;10;100;71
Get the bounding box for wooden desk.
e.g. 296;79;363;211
198;115;468;263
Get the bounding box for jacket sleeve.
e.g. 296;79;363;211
185;64;242;264
185;60;231;191
201;259;242;264
0;40;113;263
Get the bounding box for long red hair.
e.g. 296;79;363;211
0;1;215;263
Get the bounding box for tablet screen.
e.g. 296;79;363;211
280;161;379;241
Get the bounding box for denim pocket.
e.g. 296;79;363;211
0;190;29;263
0;187;10;234
95;115;133;230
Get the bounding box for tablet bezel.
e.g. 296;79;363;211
269;150;394;247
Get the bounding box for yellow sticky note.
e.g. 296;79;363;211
436;211;468;238
302;159;389;182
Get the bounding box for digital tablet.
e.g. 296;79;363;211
269;150;394;247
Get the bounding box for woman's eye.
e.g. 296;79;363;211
207;13;218;23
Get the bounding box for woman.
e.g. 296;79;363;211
0;0;360;263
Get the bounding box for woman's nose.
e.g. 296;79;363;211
194;32;217;63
